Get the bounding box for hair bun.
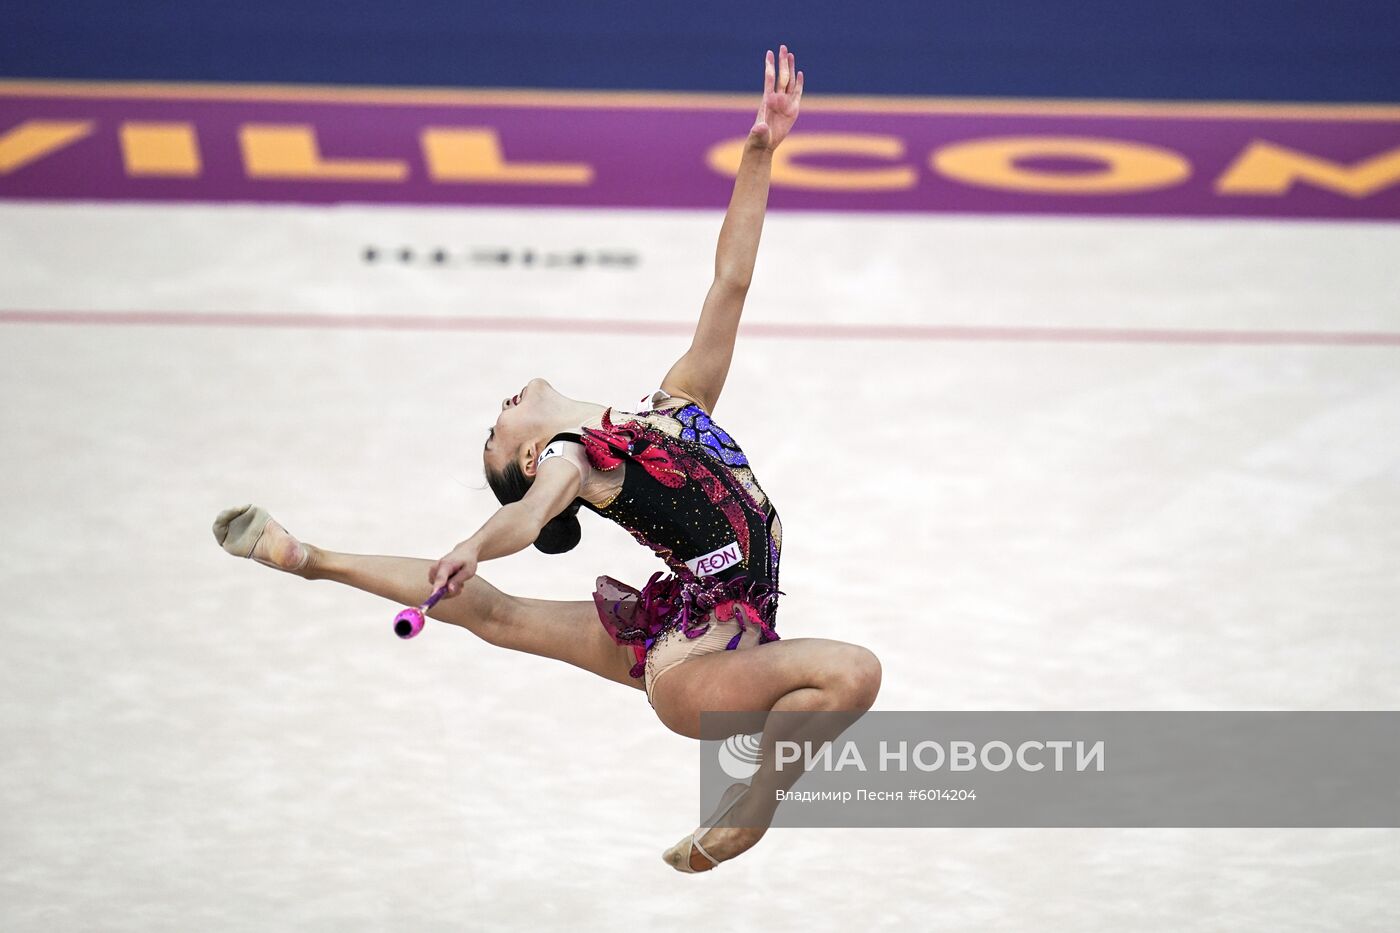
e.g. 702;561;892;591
534;502;582;554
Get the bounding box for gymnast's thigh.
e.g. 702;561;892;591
491;593;644;691
648;637;867;738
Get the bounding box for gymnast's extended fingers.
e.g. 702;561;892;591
778;43;790;92
764;48;775;94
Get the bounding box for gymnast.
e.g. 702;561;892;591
214;44;880;872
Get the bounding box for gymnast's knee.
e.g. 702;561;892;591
831;644;881;711
434;579;513;643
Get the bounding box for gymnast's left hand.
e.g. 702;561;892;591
429;544;478;597
748;43;803;151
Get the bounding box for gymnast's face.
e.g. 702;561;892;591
483;377;554;478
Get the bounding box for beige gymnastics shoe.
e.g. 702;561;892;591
212;504;309;574
663;782;754;873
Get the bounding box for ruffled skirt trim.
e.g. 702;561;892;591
591;571;782;679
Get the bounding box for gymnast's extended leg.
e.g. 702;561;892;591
213;505;642;690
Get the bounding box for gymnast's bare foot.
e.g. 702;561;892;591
212;505;313;576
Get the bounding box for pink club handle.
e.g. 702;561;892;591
393;585;450;639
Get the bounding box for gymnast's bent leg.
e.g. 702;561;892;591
649;636;882;871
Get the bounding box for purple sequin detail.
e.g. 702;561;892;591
674;404;749;467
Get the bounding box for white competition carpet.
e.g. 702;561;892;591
2;202;1398;930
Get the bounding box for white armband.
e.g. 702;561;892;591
537;441;569;468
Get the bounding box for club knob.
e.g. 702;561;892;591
394;607;426;639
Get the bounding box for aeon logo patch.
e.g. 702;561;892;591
686;542;742;577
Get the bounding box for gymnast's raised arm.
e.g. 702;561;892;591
659;45;803;415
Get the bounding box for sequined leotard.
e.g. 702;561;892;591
541;392;783;680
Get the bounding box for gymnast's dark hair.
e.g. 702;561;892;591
485;459;582;554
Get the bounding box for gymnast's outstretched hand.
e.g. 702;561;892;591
749;44;803;152
429;543;478;597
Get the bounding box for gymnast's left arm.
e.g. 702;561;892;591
429;459;582;596
660;44;803;414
